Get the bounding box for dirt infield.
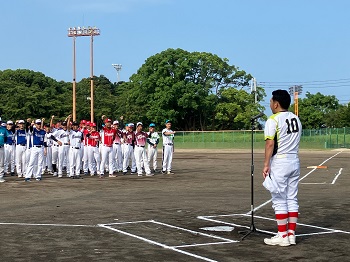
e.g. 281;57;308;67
0;149;349;262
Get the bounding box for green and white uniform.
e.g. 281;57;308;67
263;111;302;214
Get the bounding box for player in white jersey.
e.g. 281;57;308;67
134;122;153;176
68;121;84;178
262;89;302;247
161;120;176;175
54;119;71;178
147;123;160;173
112;120;123;173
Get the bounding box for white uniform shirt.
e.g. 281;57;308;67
264;111;302;156
54;129;70;144
162;128;174;145
147;131;160;147
44;132;54;147
69;130;83;148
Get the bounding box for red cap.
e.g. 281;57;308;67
86;121;91;126
105;118;112;123
80;120;87;124
90;122;96;127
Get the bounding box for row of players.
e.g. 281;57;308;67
0;115;176;182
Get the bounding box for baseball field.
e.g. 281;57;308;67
0;149;349;262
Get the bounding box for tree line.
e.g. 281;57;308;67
0;48;348;130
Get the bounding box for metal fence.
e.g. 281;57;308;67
169;128;350;149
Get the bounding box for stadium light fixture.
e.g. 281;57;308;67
68;26;100;122
112;64;122;82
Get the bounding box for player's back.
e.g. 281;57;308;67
265;111;302;155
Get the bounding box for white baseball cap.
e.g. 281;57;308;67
113;120;119;125
6;120;13;125
35;119;42;124
18;120;25;124
136;122;143;126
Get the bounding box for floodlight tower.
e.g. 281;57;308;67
289;85;303;116
68;26;100;122
112;64;122;82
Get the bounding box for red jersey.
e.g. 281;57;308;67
82;128;90;146
123;130;135;145
87;131;100;147
101;127;116;146
135;131;148;146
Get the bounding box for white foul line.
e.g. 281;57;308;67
98;223;220;262
331;168;343;184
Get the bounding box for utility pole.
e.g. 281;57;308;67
251;77;257;103
289;85;303;116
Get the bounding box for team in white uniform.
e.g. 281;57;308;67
262;89;302;247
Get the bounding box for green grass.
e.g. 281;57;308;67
157;129;350;150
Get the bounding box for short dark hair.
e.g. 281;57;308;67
272;89;291;110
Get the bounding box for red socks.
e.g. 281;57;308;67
275;213;288;237
288;212;298;236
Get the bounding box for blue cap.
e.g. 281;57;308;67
149;123;156;127
165;119;171;124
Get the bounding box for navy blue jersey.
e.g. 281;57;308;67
15;129;27;145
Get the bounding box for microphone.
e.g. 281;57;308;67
251;111;265;120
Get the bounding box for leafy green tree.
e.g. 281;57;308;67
296;92;340;129
115;48;258;130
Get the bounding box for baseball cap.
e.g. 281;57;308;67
18;120;25;124
129;123;134;127
90;122;96;127
7;120;13;125
62;121;67;126
86;121;91;126
136;122;143;127
80;120;87;124
113;120;119;125
72;121;79;126
105;118;112;123
35;119;42;124
149;123;156;127
165;119;172;124
44;123;50;128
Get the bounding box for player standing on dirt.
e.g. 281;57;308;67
262;89;302;246
161;120;175;175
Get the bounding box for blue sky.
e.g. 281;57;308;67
1;0;350;109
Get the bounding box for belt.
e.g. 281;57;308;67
34;145;43;148
17;144;26;146
53;144;59;147
87;145;98;147
71;147;80;149
114;142;120;145
136;145;145;147
274;154;298;159
63;143;69;145
5;143;15;145
102;144;112;147
125;143;132;146
164;143;173;146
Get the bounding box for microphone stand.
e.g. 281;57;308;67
240;113;270;240
240;117;258;239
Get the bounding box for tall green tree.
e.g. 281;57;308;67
115;48;260;130
295;92;340;129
